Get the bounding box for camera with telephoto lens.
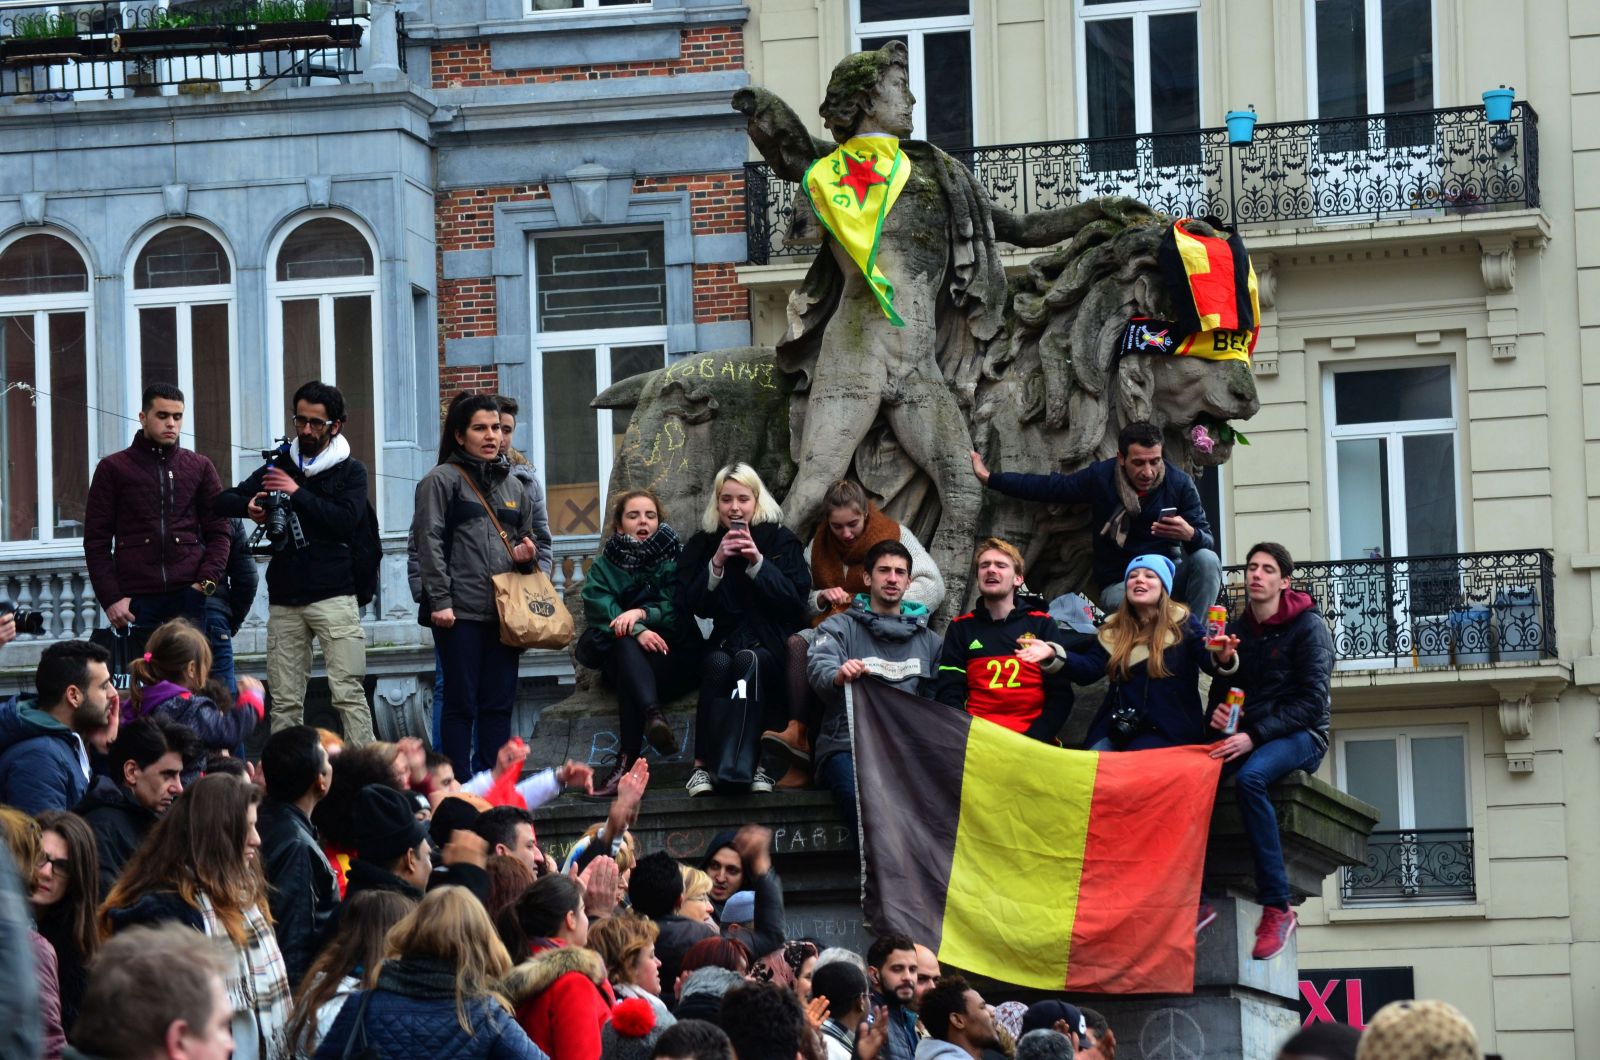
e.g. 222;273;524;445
248;439;295;555
0;601;45;636
1107;700;1144;748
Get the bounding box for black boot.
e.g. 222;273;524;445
643;707;679;755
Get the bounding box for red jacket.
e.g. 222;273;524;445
84;433;229;606
505;941;614;1060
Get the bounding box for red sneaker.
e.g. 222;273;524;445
1252;905;1297;960
1196;901;1218;935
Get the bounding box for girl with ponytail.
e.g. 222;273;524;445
126;618;264;772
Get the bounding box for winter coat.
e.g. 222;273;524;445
582;552;684;643
223;518;260;634
314;957;546;1060
257;798;340;990
678;522;811;660
698;832;787;962
1206;589;1333;752
652;914;718;1008
807;599;943;770
505;941;615;1060
932;605;1077;741
986;457;1215;592
35;906;89;1035
412;452;539;624
915;1041;972;1060
129;680;257;761
1073;611;1238;748
671;967;743;1022
0;695;90;814
32;929;65;1060
216;440;369;607
803;524;945;618
84;432;230;607
508;463;555;575
77;773;159;896
343;858;425;905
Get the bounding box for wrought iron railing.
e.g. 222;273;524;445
1341;828;1475;903
744;102;1540;263
0;1;378;100
1217;550;1556;669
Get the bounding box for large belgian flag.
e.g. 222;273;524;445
850;679;1222;994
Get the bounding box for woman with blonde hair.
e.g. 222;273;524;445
677;463;811;797
285;889;416;1057
100;774;288;1060
675;866;714;923
1075;555;1239;750
126;617;264;770
313;886;540;1060
587;912;675;1030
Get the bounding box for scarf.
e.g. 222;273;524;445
803;134;911;324
1118;316;1255;363
289;432;350;478
808;505;902;627
602;524;682;572
196;890;291;1060
1100;460;1165;551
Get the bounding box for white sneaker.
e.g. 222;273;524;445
685;769;713;797
751;767;775;794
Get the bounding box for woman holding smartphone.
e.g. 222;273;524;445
677;463;811;797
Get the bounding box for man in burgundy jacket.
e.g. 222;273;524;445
84;383;235;690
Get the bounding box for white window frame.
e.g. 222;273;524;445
526;228;668;539
851;0;976;145
1322;359;1461;561
0;228;97;553
1304;0;1440;119
1074;0;1203;139
264;212;383;498
525;0;650;16
123;221;238;477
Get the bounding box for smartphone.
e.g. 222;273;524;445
1158;507;1178;519
729;519;748;533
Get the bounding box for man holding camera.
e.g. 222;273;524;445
84;383;235;687
217;381;373;742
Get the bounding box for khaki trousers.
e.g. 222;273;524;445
266;595;373;743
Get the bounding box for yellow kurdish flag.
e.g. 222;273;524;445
803;134;910;326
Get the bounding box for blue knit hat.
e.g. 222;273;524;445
1125;554;1175;595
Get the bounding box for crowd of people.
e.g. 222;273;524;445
0;384;1490;1058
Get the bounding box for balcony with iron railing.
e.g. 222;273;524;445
0;1;401;100
743;103;1541;264
1341;828;1475;904
1216;550;1556;671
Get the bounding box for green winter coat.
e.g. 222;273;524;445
581;552;682;642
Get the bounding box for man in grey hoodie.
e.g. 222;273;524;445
915;976;1001;1060
807;540;943;834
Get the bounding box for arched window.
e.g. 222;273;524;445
128;225;236;481
0;232;93;545
267;215;379;502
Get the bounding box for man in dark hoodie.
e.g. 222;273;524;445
700;825;786;963
1206;542;1332;961
0;640;116;814
808;540;943;833
78;714;199;895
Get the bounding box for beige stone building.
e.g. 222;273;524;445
737;1;1598;1055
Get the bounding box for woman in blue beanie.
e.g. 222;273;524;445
1071;554;1240;750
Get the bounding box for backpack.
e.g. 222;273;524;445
352;498;381;608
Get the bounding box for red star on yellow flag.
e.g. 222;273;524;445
835;151;888;208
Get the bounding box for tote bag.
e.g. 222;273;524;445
453;465;575;651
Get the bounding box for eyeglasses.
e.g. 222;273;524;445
292;415;333;431
38;855;69;875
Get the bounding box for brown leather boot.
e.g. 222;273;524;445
643;708;679;756
774;763;810;790
760;720;811;765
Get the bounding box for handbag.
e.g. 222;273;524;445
452;464;575;651
711;648;764;788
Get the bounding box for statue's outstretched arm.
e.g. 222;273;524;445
732;87;834;183
992;196;1156;248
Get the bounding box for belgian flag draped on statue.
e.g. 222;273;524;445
849;678;1223;994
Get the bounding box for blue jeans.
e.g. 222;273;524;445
431;643;446;747
434;619;519;776
815;752;858;839
130;589;236;695
1222;729;1324;908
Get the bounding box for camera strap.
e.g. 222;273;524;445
451;464;518;560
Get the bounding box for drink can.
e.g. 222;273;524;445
1222;687;1245;735
1206;604;1228;648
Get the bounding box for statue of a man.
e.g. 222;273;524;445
734;42;1143;611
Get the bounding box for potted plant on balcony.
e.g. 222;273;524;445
248;1;362;50
1;12;92;64
113;10;229;58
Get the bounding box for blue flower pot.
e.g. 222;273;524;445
1225;110;1257;145
1482;88;1514;124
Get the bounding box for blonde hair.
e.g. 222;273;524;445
387;886;514;1033
128;618;212;707
974;537;1025;579
680;865;712;902
1101;588;1191;682
574;821;636;873
587;912;660;987
701;463;784;533
0;807;42;892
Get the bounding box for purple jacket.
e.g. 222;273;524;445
129;680;257;757
84;433;229;607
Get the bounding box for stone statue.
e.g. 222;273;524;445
594;42;1260;619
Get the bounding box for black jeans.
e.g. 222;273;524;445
602;635;681;758
693;646;783;763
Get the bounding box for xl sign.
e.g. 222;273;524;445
1296;967;1416;1029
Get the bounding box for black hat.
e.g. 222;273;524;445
1022;1000;1087;1039
429;794;483;850
353;785;429;862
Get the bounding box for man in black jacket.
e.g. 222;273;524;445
217;380;372;742
1206;542;1332;961
970;420;1222;613
256;724;337;988
78;715;199;896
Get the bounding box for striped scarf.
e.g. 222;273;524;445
196;890;291;1060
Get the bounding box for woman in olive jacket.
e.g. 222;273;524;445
412;394;540;775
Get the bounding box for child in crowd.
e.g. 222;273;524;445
125;618;262;773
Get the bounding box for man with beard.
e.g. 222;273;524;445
932;539;1078;742
84;382;234;687
915;977;1002;1060
867;933;923;1060
218;381;373;741
0;641;118;813
78;714;199;895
